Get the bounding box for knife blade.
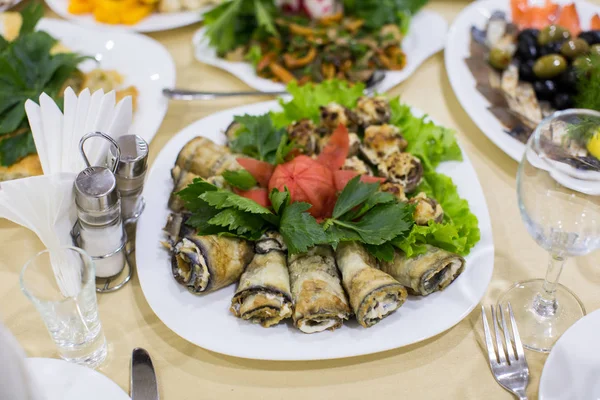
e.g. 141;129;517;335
131;348;159;400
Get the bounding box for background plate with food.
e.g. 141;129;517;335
192;0;447;92
446;0;600;161
0;6;175;181
135;81;494;361
45;0;220;32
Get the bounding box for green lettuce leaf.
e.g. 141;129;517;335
342;0;428;32
394;171;480;256
271;80;365;127
389;97;462;171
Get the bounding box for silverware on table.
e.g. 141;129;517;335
131;348;159;400
481;303;530;400
163;72;386;101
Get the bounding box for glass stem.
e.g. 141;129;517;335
533;254;566;317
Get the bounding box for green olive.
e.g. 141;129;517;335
560;38;590;59
538;25;571;46
488;47;512;70
590;44;600;57
573;55;593;72
533;54;568;78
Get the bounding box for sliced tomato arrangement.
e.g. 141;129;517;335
510;0;596;35
238;123;387;218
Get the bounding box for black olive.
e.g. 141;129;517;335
539;42;563;56
577;30;600;46
518;28;540;42
516;39;539;60
557;68;579;93
519;60;536;82
534;80;557;101
552;93;573;110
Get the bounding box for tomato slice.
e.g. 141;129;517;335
269;155;336;218
317;124;350;171
556;3;581;35
235;188;271;208
333;170;386;192
236;158;275;188
591;14;600;30
527;0;560;29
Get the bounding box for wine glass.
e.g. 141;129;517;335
499;109;600;353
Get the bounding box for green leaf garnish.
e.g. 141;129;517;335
333;176;380;219
222;169;257;190
279;202;327;254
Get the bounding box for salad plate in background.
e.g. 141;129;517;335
135;81;494;361
445;0;600;162
193;0;447;93
45;0;218;32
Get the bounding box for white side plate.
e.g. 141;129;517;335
539;308;600;400
445;0;600;162
45;0;213;32
135;101;495;361
26;358;130;400
193;10;448;93
38;18;175;144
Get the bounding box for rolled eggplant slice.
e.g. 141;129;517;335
288;246;352;334
175;137;235;178
169;166;199;212
335;242;407;328
230;248;293;327
170;234;253;294
379;245;466;296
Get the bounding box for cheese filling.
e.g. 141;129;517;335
364;292;402;322
175;238;210;292
298;319;339;334
422;259;463;294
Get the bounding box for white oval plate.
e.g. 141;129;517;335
193;10;448;93
38;18;175;144
135;100;495;361
445;0;600;162
539;309;600;400
45;0;214;32
26;358;129;400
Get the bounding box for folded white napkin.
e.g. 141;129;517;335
0;321;45;400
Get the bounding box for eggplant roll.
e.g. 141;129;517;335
230;233;292;327
175;137;241;178
335;242;407;328
170;233;253;294
379;245;466;296
288;246;351;334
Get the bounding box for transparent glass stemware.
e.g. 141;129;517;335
499;109;600;353
20;246;107;368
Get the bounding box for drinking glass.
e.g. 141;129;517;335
499;109;600;352
20;246;107;368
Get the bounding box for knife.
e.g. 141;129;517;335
131;348;159;400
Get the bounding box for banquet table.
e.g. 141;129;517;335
2;1;600;399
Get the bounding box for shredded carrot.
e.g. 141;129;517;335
283;47;317;69
269;62;295;83
319;11;343;26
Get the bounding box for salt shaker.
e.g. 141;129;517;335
108;135;148;223
74;133;126;279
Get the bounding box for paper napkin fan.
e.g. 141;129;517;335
25;87;133;175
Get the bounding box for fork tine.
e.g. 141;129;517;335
499;303;517;364
481;305;498;364
508;302;526;362
491;305;507;365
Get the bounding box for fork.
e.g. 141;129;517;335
481;303;530;400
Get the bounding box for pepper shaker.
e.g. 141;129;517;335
108;135;148;223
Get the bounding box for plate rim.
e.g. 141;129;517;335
44;0;213;32
25;357;130;400
539;308;600;400
37;17;176;145
135;100;495;361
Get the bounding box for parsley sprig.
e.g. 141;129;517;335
228;114;294;164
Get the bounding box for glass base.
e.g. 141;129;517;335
498;279;586;353
60;337;107;369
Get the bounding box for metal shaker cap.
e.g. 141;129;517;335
109;135;148;179
74;167;119;212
